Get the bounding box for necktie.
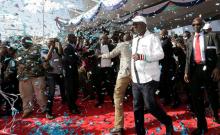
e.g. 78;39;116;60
195;34;201;64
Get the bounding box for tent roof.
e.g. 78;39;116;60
65;0;220;31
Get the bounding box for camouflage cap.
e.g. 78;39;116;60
21;36;33;45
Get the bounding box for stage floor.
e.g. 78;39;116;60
0;96;220;135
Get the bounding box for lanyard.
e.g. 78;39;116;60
134;38;141;83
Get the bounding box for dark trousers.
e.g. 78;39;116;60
159;67;176;104
97;67;114;104
218;81;220;108
79;69;94;98
132;81;172;135
46;73;66;115
64;75;79;111
185;83;195;112
190;64;219;130
2;79;22;113
90;67;101;99
90;67;114;104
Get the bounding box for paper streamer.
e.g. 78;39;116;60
0;90;19;133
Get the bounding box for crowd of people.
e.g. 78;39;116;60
0;16;220;135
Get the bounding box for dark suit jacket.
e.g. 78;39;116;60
62;44;79;78
160;37;176;70
185;31;220;76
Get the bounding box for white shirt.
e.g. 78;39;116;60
101;44;111;68
193;31;205;62
131;30;164;83
69;43;75;48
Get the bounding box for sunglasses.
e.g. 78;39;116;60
192;23;201;26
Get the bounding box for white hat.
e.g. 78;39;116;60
203;23;211;30
132;15;147;24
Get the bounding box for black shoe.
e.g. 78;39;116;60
204;101;210;108
191;128;208;135
46;113;55;120
41;109;47;114
22;111;32;118
82;95;90;101
110;128;124;134
2;111;12;116
171;101;181;109
88;95;95;100
61;100;66;104
214;118;220;124
166;124;174;135
144;109;149;114
164;100;172;106
71;109;81;114
95;102;103;108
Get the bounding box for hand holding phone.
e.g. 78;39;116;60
55;42;60;48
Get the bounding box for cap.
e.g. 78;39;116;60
132;15;147;24
203;23;211;30
21;36;33;45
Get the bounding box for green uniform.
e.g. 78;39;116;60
16;45;45;80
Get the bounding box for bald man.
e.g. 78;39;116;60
62;34;81;114
159;29;179;107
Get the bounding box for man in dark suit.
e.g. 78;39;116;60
62;34;81;114
184;17;220;135
159;29;178;107
93;34;115;107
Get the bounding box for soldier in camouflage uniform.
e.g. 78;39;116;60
16;36;47;118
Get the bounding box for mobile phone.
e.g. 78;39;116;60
55;42;59;47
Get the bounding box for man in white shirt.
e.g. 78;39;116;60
100;43;112;67
131;15;173;135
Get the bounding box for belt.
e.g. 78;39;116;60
194;61;206;65
194;63;207;71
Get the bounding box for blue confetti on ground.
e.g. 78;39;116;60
156;127;161;133
179;121;189;135
30;119;75;135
